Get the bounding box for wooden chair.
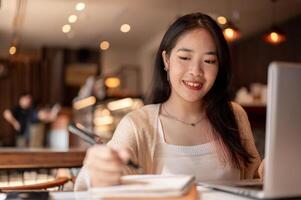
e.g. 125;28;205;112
0;176;70;191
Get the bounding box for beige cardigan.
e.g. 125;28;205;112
74;102;261;191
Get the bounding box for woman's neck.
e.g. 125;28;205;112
163;94;205;122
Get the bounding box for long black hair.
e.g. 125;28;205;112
149;13;253;168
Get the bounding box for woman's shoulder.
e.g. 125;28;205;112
230;101;248;120
135;103;160;112
125;104;160;120
230;102;252;140
112;104;160;147
118;104;160;128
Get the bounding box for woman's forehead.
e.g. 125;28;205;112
173;28;217;52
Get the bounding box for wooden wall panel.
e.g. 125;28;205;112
0;47;101;146
0;56;45;146
230;15;301;92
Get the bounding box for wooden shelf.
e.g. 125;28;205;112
0;148;86;170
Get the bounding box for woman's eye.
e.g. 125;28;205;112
179;56;190;60
204;59;217;64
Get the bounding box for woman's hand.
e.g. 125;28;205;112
84;145;130;187
258;159;264;179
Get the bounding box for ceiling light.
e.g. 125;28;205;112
224;28;234;38
94;108;111;117
94;125;112;133
263;0;286;45
107;98;134;111
62;24;71;33
120;24;131;33
100;41;110;50
263;27;286;45
73;96;96;110
223;24;240;42
217;16;227;25
75;2;85;11
68;15;77;23
94;115;114;126
105;77;120;88
9;46;17;55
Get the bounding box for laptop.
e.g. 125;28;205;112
198;62;301;199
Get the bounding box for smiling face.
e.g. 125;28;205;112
162;28;219;104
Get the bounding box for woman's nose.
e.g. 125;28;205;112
189;61;203;77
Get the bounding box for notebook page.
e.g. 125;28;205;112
89;175;195;198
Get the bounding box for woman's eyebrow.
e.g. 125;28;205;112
176;48;217;55
176;48;193;52
205;51;217;55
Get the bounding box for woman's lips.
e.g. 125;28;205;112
182;80;203;90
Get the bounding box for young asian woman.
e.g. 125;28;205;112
75;12;263;191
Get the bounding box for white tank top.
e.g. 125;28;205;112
154;118;240;182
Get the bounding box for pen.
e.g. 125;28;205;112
68;123;141;170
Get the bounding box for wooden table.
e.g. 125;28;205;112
47;186;253;200
0;148;86;170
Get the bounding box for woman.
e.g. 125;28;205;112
75;12;262;190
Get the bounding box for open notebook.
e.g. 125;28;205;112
89;175;195;198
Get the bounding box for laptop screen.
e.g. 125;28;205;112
264;62;301;197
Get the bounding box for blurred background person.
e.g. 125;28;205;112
3;92;60;147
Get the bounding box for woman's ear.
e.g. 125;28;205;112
162;51;169;71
